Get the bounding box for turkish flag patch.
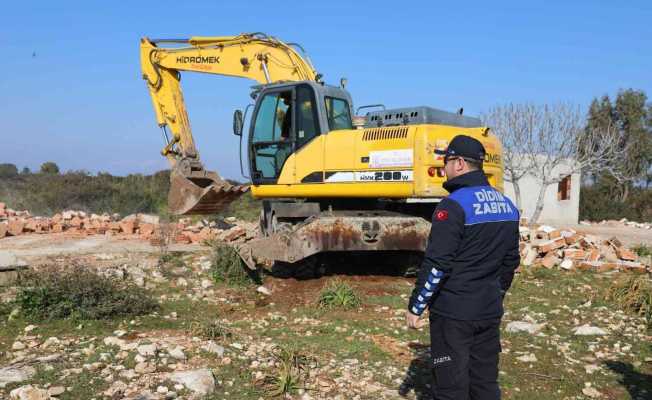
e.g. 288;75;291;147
435;210;449;221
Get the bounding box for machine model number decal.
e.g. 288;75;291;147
355;170;413;182
325;170;413;183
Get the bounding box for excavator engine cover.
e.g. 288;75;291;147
168;169;249;215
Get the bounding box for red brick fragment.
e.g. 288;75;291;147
578;261;617;273
563;249;586;260
563;234;579;245
587;249;601;262
174;233;192;244
536;237;566;253
616;248;637;261
119;221;136;234
8;219;25;236
540;254;560;269
223;226;246;242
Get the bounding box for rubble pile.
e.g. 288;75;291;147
0;202;257;246
580;218;651;230
519;222;650;274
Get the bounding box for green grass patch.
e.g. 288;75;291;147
631;243;651;257
188;319;233;341
606;274;652;328
263;345;312;397
210;243;256;286
318;280;362;310
14;265;158;321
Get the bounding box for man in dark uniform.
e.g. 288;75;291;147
405;135;520;400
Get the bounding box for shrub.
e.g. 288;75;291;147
210;243;254;286
606;275;652;328
15;265;158;320
318;280;361;309
264;345;311;397
631;244;651;258
39;161;60;174
188;319;233;341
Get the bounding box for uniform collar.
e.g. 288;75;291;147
443;170;490;193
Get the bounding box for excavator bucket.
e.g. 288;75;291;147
168;169;249;215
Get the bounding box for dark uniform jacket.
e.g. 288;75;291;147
408;170;520;320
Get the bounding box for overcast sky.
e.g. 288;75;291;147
2;1;651;179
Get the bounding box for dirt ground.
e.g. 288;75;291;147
0;229;650;399
0;233;200;264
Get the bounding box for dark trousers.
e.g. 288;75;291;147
429;314;501;400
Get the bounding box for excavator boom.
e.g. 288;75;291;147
140;33;318;214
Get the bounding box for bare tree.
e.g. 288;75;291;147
482;104;537;210
525;104;626;223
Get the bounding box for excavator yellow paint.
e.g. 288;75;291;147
140;32;504;218
253;124;502;198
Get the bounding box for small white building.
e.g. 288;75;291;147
502;161;581;226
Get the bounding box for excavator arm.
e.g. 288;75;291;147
140;33;319;214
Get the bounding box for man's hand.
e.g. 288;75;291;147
406;310;427;330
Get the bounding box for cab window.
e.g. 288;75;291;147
251;91;293;180
325;97;353;130
296;85;320;148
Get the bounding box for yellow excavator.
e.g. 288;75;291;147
140;33;504;268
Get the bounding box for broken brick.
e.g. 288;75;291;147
8;219;25;236
617;261;646;273
563;233;580;245
139;223;155;236
536;237;566;253
0;222;7;238
70;216;83;228
560;259;574;270
174;233;192;244
578;261;617;273
119;221;136;234
548;230;562;239
616;248;637;261
540;253;560;269
223;226;246;242
587;249;601;262
51;223;64;233
563;249;586;260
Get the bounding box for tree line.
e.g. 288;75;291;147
483;88;651;223
0;165;170;217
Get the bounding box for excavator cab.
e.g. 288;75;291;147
243;81;353;185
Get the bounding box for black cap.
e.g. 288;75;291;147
435;135;486;162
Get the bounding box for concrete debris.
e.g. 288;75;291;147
505;321;545;335
573;325;608;336
516;353;538;363
519;220;650;274
0;202;258;247
0;366;36;388
9;385;50;400
581;218;651;230
168;369;216;395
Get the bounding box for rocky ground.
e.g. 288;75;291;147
0;228;651;399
